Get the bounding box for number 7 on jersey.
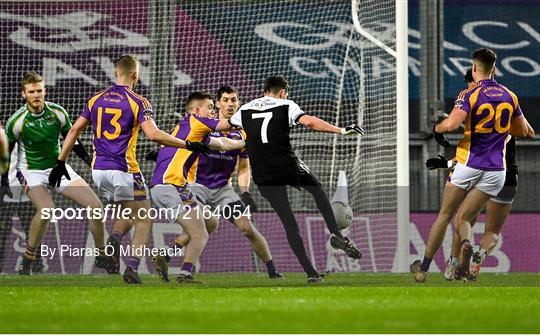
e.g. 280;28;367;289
252;112;273;143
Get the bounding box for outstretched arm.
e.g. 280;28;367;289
298;115;365;135
140;119;187;148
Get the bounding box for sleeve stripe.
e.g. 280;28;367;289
126;88;151;109
294;113;306;124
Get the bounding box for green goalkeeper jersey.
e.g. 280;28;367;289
5;101;72;170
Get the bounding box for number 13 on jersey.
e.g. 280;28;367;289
96;107;122;140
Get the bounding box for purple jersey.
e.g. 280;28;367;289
81;84;154;173
454;79;523;171
188;129;248;189
150;114;219;187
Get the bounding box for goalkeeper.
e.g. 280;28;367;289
3;72;115;275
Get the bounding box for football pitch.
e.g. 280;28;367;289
1;273;538;333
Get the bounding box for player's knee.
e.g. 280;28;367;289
190;224;209;243
204;216;219;234
239;225;255;239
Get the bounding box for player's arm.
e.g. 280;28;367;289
237;157;250;194
216;119;234;131
525;118;535;138
434;108;467;133
207;136;246;151
141;119;187;148
60;129;91;166
298;115;365;135
237;156;258;211
48;116;90;187
509;115;529;138
141;119;211;153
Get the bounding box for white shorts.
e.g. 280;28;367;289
188;183;242;209
92;170;149;202
17;164;81;193
449;163;506;197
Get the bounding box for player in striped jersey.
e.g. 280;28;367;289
49;55;210;284
3;71;114;275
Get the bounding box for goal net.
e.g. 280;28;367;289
0;0;400;275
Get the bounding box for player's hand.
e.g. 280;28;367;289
0;174;12;203
341;124;365;135
185;141;211;155
48;160;71;188
241;191;258;212
145;149;159;162
425;155;451;170
433;125;450;147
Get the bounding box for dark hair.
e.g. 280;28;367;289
463;69;473;84
472;48;497;74
21;71;43;91
217;85;238;100
185;91;214;111
263;76;289;94
115;54;139;74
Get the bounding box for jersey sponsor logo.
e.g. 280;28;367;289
142;109;153;121
454;98;464;109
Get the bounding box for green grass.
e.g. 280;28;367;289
1;273;539;333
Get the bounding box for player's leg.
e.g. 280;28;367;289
211;185;282;278
22;185;54;275
17;201;44;273
105;218;134;274
297;172;361;259
453;169;505;280
258;184;320;281
411;182;467;282
120;199;153;284
174;208;209;283
150;184;208;283
58;167;115;273
445;213;478;281
469;180;515;281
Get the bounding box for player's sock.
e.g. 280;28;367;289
420;255;432;272
126;256;140;272
166;241;183;262
111;231;123;242
24;244;36;261
265;259;277;275
179;262;194;276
